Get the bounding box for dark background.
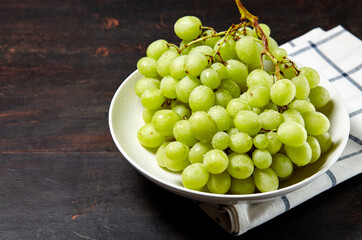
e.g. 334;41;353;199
0;0;361;239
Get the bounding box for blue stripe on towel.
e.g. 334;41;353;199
326;170;337;187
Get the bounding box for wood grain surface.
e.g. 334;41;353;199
0;0;361;239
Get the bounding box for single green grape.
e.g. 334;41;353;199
173;120;198;147
141;88;165;110
226;98;251;118
203;149;229;174
234;110;262;136
179;39;202;55
181;163;209;190
277;121;307;147
171;104;191;119
185;51;209;77
201;29;221;48
300;67;320;88
208;105;233;132
189;85;215;112
165;141;189;162
307;136;321;163
246;85;270;108
309;86;330;108
282;109;305;127
160;75;179;99
214;89;233;108
270;79;296;106
189;111;218;142
207;171;231;194
246;69;274;90
229;132;253;153
156;49;179;77
169;55;187;80
174;16;202;40
200;68;221;89
270;153;293;179
256;23;271;37
253;167;279;193
272;48;287;62
189;45;214;57
176;75;201;103
137;123;164;148
292;75;310;100
146;39;170;60
315;132;332;153
214;35;236;62
225;59;248;90
288;99;316;113
253;134;268;149
285;142;312;166
152;109;181;136
252;149;272;169
235;36;261;70
210;62;228;80
259;109;283;130
155;141;169;167
212;132;230;150
188;142;212;164
302;111;330;136
137;57;158;77
227;153;254;179
134;77;160;98
164;156;190;172
267;37;278;53
230;176;256;194
218;79;241;98
265;131;283;154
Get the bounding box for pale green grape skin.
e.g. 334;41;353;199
246;85;270;108
137;57;158;77
253;168;279;193
189;111;218;142
134;77;160;98
188;142;212;164
142;108;157;123
212;132;230;150
234;110;262;136
156;49;179;77
260;101;278;112
253;134;268;149
189;85;215;112
227;127;239;136
307;136;321;163
259;109;283;130
181;163;209;190
267;37;278;53
207;171;231;194
288;99;316;113
146;39;170;60
300;67;320;89
200;68;221;89
173;120;198;147
270;153;293;179
155;142;169;167
179;39;201;55
174;16;202;41
160;76;178;99
272;48;288;62
226;98;251;118
203;149;229;174
214;36;236;62
218;79;241;98
227;153;254;179
285;142;312;166
237;27;257;38
292;75;310;100
230;176;256;194
277;121;307;147
210;62;228;80
141;88;165;110
315;132;332;153
152;109;181;136
171;104;191;119
309;86;330;108
270;79;296;106
137;123;165;148
302;111;330;136
252;149;272;169
201;30;221;48
190;45;214;57
165;141;189;162
229;132;253;153
214;89;233;108
225;59;249;90
235;36;261;70
255;23;271;37
208;105;233;132
282;109;305;127
265;131;283;154
185;51;209;77
176;76;201;103
246;69;274;90
164;156;190;172
169;55;187;80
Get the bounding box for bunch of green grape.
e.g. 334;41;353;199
135;14;332;194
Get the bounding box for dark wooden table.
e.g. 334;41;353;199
0;0;361;239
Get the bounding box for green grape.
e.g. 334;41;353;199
279;62;297;79
174;16;202;40
160;75;179;99
292;75;310;100
229;132;253;153
212;132;230;150
277;121;307;147
173;120;198;147
142;108;157;123
285;142;312;166
171;104;191;119
282;109;305;127
270;79;296;106
201;29;221;48
146;39;170;60
307;136;321;163
152;109;181;136
164;156;190;172
189;111;218;142
176;75;201;103
208;105;233;132
165;141;189;162
218;79;241;98
137;123;164;148
315;132;332;153
259;109;283;130
214;89;233;108
237;26;257;38
200;68;221;89
214;35;236;62
141;88;165;110
227;153;254;179
230;176;256;194
169;55;187;80
210;62;228;80
226;98;251;117
246;85;270;108
300;67;320;89
246;69;274;90
181;163;209;190
235;36;261;70
188;142;212;164
189;45;214;57
156;49;179;77
234;110;262;136
255;23;271;37
272;48;288;62
225;59;248;90
302;111;330;136
155;141;169;167
309;86;330;108
265;131;282;154
253;134;268;149
288;99;316;113
185;51;209;77
189;85;215;112
207;171;231;194
260;101;278;112
179;39;202;55
203;149;229;174
270;153;293;179
253;168;279;193
137;57;158;77
252;149;272;169
134;77;160;98
227;127;240;136
267;37;278;53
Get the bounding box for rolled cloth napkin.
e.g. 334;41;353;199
198;25;362;235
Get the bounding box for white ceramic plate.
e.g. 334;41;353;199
109;64;349;204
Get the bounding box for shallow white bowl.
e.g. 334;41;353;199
109;64;349;205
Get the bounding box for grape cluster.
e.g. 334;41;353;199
135;4;332;194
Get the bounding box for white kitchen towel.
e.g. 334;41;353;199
198;25;362;236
